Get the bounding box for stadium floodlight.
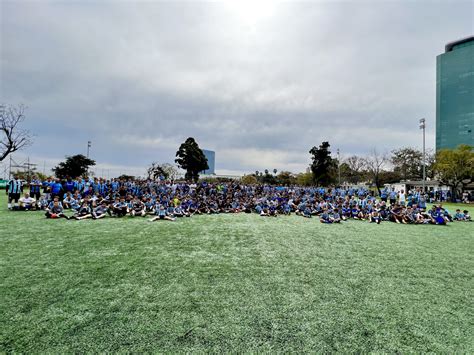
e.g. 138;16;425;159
419;119;426;193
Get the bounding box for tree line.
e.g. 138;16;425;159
2;104;472;200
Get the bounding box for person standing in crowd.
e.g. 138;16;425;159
6;175;23;210
50;178;64;200
29;175;42;201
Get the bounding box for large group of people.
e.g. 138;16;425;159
6;175;472;225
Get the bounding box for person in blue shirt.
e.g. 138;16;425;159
50;179;63;200
74;178;85;194
29;175;42;201
330;209;342;223
64;177;75;193
453;209;465;221
389;189;398;205
149;205;176;222
320;209;332;223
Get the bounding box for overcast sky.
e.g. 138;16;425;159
1;0;473;177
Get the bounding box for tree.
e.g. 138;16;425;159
309;141;336;186
391;147;423;180
296;172;314;186
261;170;276;184
0;104;33;162
147;162;168;180
343;155;366;184
364;148;388;195
161;163;179;181
118;174;135;180
276;171;296;186
241;174;258;184
12;169;48;182
434;145;474;201
53;154;96;179
175;137;209;182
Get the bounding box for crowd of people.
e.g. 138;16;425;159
5;175;472;224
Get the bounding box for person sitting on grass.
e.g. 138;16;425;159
149;205;176;222
174;204;189;217
130;196;146;217
45;199;69;219
72;201;93;220
453;209;465;221
463;210;472;221
330;208;342;223
302;205;313;218
428;206;449;225
320;209;332;223
92;201;109;220
18;193;36;211
369;209;382;224
112;197;129;217
62;192;76;209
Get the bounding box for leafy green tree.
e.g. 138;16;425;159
52;154;96;179
261;170;276;184
241;174;258;184
175;137;209;182
309;141;336;186
434;145;474;201
276;171;296;186
296;172;314;186
391;147;423;180
118;174;135;180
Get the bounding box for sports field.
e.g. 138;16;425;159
1;196;473;352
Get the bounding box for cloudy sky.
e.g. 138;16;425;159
1;0;473;177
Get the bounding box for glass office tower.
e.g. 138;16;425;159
201;149;216;175
436;36;474;150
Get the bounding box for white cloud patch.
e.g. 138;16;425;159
1;0;472;175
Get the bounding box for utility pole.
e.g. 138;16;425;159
419;118;426;193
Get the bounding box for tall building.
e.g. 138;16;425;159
436;36;474;150
201;149;215;175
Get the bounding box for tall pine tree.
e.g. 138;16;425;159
309;141;336;186
175;137;209;182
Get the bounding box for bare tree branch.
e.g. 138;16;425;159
0;104;33;162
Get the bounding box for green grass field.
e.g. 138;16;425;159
1;194;473;352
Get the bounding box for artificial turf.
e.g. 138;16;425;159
1;195;473;352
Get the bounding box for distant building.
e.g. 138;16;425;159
201;149;215;175
436;36;474;150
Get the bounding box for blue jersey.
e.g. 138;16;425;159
65;181;75;192
29;179;41;193
51;182;63;195
8;179;22;194
74;181;85;193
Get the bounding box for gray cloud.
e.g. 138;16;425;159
1;0;472;176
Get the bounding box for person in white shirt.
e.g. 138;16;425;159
19;193;36;211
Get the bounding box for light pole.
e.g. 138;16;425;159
87;141;92;177
337;148;341;187
87;141;92;158
419;118;426;193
